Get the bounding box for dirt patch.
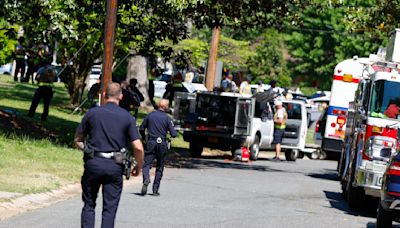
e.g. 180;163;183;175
0;109;58;141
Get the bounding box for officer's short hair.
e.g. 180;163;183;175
106;82;122;99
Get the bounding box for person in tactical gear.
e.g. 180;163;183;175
163;73;187;107
140;99;177;196
74;82;144;228
27;62;56;121
13;37;26;82
129;78;144;118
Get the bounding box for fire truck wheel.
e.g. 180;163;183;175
297;152;304;159
285;150;298;161
319;150;327;160
310;151;319;159
377;202;393;228
189;142;203;158
250;135;260;161
346;163;365;211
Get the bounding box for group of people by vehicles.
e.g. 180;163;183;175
12;37;53;83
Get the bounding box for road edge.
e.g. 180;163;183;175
0;177;141;221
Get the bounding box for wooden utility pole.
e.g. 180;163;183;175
205;25;221;91
101;0;118;105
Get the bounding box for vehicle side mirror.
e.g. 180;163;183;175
361;118;367;125
358;107;365;115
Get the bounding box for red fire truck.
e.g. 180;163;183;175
339;31;400;210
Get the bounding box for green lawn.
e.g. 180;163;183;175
0;75;188;195
0;75;84;193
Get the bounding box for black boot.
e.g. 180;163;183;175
141;184;148;196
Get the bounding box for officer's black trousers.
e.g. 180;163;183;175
25;64;36;83
81;157;123;228
142;141;167;193
14;61;25;82
27;86;53;121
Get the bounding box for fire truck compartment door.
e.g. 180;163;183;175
234;97;255;136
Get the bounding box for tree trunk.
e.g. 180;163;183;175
101;0;118;105
126;55;154;110
205;25;221;91
71;80;85;105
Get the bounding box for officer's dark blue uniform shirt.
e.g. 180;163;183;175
76;102;140;152
140;110;177;139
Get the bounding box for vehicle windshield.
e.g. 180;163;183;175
370;80;400;120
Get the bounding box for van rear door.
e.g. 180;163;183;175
173;92;197;131
234;97;255;136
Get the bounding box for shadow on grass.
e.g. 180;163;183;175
0;105;79;146
0;80;72;107
165;146;284;172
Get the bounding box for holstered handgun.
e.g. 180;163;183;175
83;144;94;159
123;153;137;180
114;148;126;164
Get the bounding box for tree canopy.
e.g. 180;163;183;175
2;0;400;99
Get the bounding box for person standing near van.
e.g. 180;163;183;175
272;100;287;160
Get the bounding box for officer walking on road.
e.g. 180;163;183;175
74;82;144;228
140;99;177;196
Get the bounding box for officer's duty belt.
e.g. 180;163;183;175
94;152;114;159
149;137;166;143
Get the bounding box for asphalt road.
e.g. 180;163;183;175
0;152;387;228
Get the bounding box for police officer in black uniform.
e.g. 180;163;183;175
140;99;177;196
74;82;144;228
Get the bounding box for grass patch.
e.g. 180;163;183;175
0;75;84;194
0;134;82;194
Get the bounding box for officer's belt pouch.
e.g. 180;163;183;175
83;146;94;159
114;152;126;164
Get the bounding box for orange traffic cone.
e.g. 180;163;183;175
241;147;250;162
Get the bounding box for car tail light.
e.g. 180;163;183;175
315;121;320;132
388;191;400;197
197;125;207;131
384;141;394;147
388;162;400;176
